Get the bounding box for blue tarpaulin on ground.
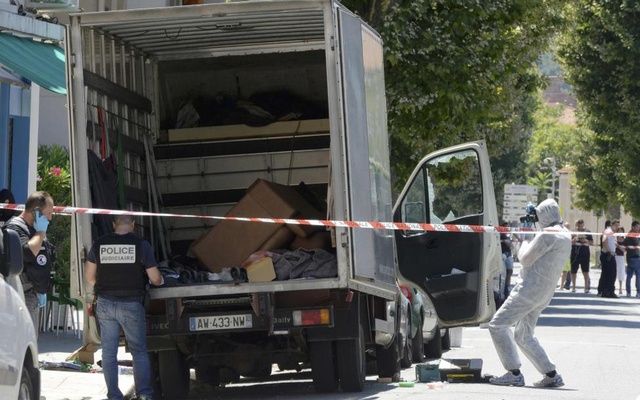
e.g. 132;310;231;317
0;33;66;94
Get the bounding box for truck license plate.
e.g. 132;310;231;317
189;314;252;331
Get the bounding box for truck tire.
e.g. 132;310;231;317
424;326;443;359
441;328;451;350
400;328;412;368
376;340;400;381
337;326;366;392
309;340;338;393
159;349;190;399
195;363;220;387
411;319;424;362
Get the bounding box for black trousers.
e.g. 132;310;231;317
598;253;617;296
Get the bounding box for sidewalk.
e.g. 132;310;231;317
39;330;135;400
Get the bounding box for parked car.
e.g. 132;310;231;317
399;284;450;361
0;227;40;400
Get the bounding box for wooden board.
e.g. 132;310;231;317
168;119;330;142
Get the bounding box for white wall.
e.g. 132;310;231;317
558;169;633;234
37;87;69;148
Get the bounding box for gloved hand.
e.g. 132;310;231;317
34;211;50;233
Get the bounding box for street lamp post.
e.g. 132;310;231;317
544;157;556;201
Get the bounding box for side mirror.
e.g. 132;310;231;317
0;228;24;278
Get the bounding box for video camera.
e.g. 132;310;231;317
519;207;538;224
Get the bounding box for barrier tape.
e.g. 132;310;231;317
1;203;638;237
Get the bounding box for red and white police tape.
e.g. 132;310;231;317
1;202;638;237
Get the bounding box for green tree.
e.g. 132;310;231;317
557;1;640;217
527;170;552;203
526;101;585;174
36;144;72;280
340;0;568;201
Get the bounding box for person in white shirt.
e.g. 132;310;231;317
597;220;619;298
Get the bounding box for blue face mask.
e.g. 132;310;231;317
37;293;47;308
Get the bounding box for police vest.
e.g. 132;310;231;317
5;216;54;294
94;233;146;297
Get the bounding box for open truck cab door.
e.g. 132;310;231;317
394;141;502;327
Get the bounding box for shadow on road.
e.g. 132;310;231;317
536;291;640;328
188;373;397;399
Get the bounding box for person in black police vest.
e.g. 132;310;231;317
5;190;55;336
85;214;163;400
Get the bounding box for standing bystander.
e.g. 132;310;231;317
614;227;626;295
4;191;55;335
570;219;594;293
559;222;571;291
623;221;640;298
0;188;18;227
598;220;619;298
500;222;515;299
85;215;164;400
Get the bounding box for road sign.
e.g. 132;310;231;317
504;184;538;195
503;184;538;222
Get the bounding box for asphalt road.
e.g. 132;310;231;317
39;267;640;400
181;269;640;400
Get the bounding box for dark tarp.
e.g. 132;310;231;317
87;150;120;238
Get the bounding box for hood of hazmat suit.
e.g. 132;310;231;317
517;199;571;284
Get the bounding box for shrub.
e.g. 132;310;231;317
36;144;71;280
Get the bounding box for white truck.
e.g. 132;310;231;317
65;1;501;397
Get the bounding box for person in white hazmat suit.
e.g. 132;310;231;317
489;199;571;388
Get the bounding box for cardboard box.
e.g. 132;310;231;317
190;179;324;272
258;226;295;251
246;257;276;283
256;180;324;238
66;343;97;365
190;192;282;271
291;230;331;250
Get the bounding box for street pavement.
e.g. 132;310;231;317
39;329;134;400
37;264;640;400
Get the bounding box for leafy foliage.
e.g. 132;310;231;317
526;101;585;175
36;144;71;280
557;1;640;217
537;52;563;76
341;0;568;207
37;144;71;207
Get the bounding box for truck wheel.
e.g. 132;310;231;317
337;326;366;392
18;364;35;400
159;349;190;398
412;320;424;362
424;326;443;359
309;340;338;393
441;328;451;350
400;328;412;368
195;363;220;387
376;340;400;381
